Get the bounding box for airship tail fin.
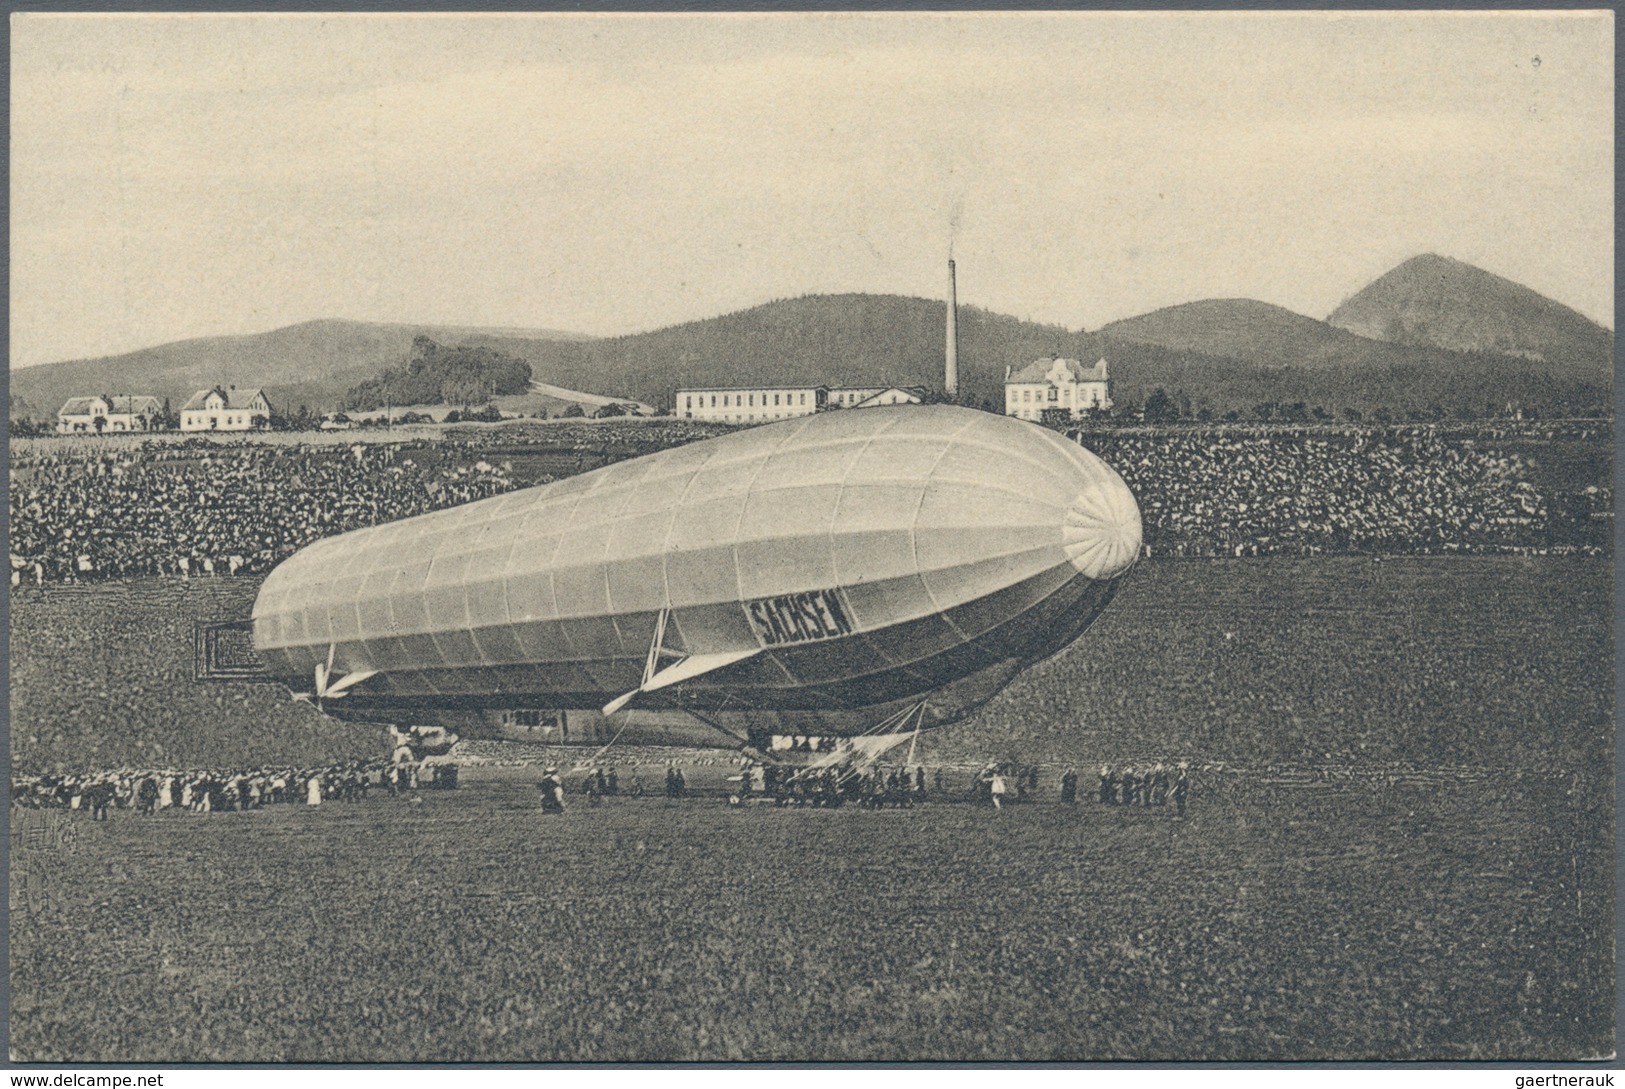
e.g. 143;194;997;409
602;648;761;716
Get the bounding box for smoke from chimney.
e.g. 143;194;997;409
945;259;959;398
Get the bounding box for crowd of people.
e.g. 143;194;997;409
447;418;729;450
1088;425;1604;557
6;421;1611;585
9;440;520;584
528;757;1194;816
1072;762;1191;816
10;759;458;817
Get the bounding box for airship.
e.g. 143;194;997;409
251;405;1141;753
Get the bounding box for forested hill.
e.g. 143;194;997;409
470;294;1080;413
469;293;1609;418
11;271;1612;423
8;319;589;422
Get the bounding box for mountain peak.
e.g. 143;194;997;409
1328;255;1612;366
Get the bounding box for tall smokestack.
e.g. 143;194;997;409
945;258;959;398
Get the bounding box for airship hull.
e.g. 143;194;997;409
252;405;1141;738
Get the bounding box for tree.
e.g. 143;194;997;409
1143;388;1179;423
1038;407;1071;430
1342;407;1363;423
594;402;627;419
561;403;586;419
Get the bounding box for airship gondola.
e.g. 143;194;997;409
251;405;1141;751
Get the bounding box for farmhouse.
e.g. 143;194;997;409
181;387;273;432
1004;357;1112;422
56;395;164;434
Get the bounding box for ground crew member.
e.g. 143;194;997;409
1060;767;1078;804
539;767;566;813
136;776;159;816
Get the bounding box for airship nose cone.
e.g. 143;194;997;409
1062;470;1142;580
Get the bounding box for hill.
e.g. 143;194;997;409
1094;294;1611;416
8;319;590;423
11;267;1612;424
1100;298;1399;369
465;294;1081;414
1327;254;1613;367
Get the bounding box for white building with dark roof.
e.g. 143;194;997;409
1004;357;1112;422
56;395;165;434
181;387;273;432
677;386;828;424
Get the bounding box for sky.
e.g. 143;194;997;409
9;10;1614;368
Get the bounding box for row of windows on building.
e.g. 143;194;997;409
688;390;813;410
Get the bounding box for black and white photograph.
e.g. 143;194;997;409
5;9;1614;1065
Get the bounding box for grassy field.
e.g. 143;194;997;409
9;768;1610;1062
11;557;1612;773
9;556;1613;1061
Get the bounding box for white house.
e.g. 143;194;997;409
1004;357;1112;422
180;387;273;432
56;395;164;434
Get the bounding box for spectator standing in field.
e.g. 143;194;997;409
988;769;1008;810
606;767;619;796
1172;765;1190;818
539;767;565;813
135;776;159;816
88;781;112;821
1099;765;1115;805
1152;764;1170;807
914;766;927;802
1060;767;1078;804
306;775;323;807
